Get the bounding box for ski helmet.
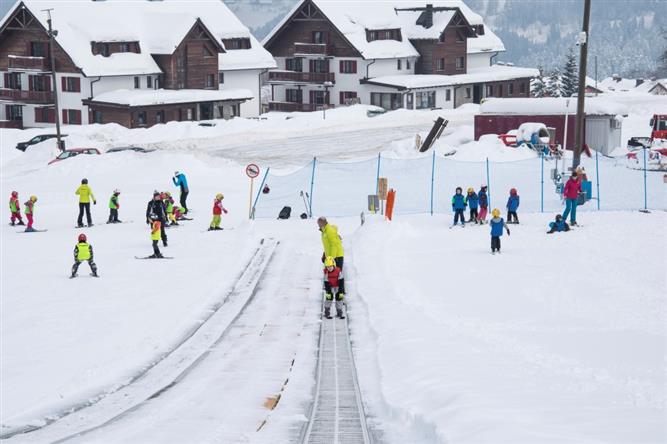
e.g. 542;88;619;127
81;178;88;184
324;256;335;268
113;189;120;194
467;187;474;193
174;171;180;176
11;191;18;197
510;188;517;195
30;195;37;202
215;193;224;200
492;208;501;218
555;214;563;221
153;190;160;197
78;233;87;242
480;185;487;191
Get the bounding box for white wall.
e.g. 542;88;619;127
467;52;493;70
221;69;262;117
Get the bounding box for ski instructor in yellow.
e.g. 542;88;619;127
76;178;96;227
317;216;344;270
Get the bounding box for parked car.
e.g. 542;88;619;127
16;134;68;152
48;148;101;165
106;146;155;154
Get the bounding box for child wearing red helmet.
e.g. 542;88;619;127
9;191;24;226
71;233;98;278
323;256;345;319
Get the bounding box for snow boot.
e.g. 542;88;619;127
336;310;345;319
70;272;77;278
77;223;84;228
24;227;36;232
17;220;25;226
148;254;158;258
10;221;15;226
324;307;332;319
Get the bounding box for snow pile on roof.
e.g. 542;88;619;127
368;65;539;89
599;76;641;92
480;97;629;116
263;0;504;59
7;0;275;76
90;88;253;107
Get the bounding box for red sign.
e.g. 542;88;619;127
246;163;260;179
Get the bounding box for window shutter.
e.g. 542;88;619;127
3;73;9;87
339;60;343;72
352;60;357;73
339;91;344;104
309;60;314;72
324;59;329;72
44;76;51;91
74;78;81;92
34;108;40;122
62;77;66;91
309;90;315;104
74;109;82;124
62;110;68;124
48;107;55;123
28;75;34;91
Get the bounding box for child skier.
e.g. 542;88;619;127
24;195;37;232
208;193;228;231
149;214;163;258
547;214;570;234
490;208;510;254
465;187;479;223
71;233;98;278
506;188;520;224
451;187;467;227
75;178;96;228
478;185;488;224
9;191;24;226
107;189;121;224
164;192;177;226
323;256;345;319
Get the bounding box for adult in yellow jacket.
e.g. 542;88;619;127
317;216;344;269
75;178;96;227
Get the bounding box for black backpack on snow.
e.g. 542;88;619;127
278;206;291;219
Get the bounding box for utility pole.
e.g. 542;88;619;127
572;0;591;169
43;8;64;150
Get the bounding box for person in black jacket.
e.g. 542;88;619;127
146;191;168;247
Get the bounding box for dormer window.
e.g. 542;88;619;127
475;25;485;35
312;31;326;44
366;28;402;42
119;42;130;53
222;38;251;50
91;41;140;57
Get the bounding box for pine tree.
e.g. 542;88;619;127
545;67;562;97
531;65;547;97
656;30;667;77
561;49;579;97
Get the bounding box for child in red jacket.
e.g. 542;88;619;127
323;256;345;319
9;191;24;226
208;193;228;231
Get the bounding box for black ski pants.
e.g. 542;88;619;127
469;208;478;222
108;208;119;223
491;236;501;252
507;211;519;223
453;209;465;225
152;240;162;256
180;190;189;213
78;203;92;226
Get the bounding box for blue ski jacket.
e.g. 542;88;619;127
452;194;466;210
173;173;189;192
549;220;568;232
507;195;520;211
466;192;479;209
478;190;488;208
490;217;506;237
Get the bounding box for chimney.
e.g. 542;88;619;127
416;4;434;29
635;78;644;87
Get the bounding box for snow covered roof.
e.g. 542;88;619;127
479;98;629;116
599;76;640;92
3;0;275;76
366;65;539;89
262;0;504;60
88;88;253;107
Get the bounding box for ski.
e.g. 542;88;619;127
135;255;174;260
69;273;100;279
17;229;48;233
105;220;133;225
202;227;233;232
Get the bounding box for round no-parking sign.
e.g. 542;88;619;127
246;164;260;179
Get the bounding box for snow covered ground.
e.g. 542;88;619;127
1;98;665;443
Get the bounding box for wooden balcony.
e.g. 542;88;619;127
269;102;334;112
0;88;55;104
8;55;50;71
0;119;23;129
268;70;335;84
294;42;334;57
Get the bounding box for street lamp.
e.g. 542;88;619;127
43;8;64;150
322;81;333;120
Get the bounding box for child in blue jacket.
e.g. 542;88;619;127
451;187;466;227
465;187;479;223
547;214;570;234
506;188;520;224
490;208;510;253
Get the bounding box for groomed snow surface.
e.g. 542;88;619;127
1;100;666;443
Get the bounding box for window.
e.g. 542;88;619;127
30;75;50;92
508;83;514;95
446;89;451;101
101;43;110;57
406;59;411;70
312;31;326;44
519;82;526;94
486;85;493;96
203;45;214;57
456;31;465;43
415;91;436;109
456;57;465;70
62;109;82;125
310;59;329;73
498;85;503;96
62;77;80;92
370;92;402;110
475;25;485;36
368;31;377;41
147;76;152;88
120;42;130;53
219;72;225;84
397;59;402;70
156;110;165;123
205;74;215;88
339;91;357;105
92;110;103;124
30;41;47;57
5;73;21;89
6;105;23;120
339;60;357;74
367;29;401;42
286;58;303;72
222;38;251;50
134;76;140;89
137;111;147;126
310;90;326;105
436;58;445;71
286;89;302;103
406;93;413;109
465;87;471;99
186;108;193;120
34;107;55;123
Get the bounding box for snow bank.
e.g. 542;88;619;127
480;97;629;116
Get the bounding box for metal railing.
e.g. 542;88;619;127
8;55;49;71
268;71;335;84
0;88;54;103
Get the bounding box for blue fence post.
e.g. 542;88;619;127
430;150;436;215
486;157;491;208
643;147;648;210
250;167;270;220
309;157;317;218
595;149;600;210
540;153;544;213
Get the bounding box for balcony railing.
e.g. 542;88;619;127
269;102;334;112
0;119;23;129
294;42;333;57
8;55;50;71
268;70;335;84
0;88;55;104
